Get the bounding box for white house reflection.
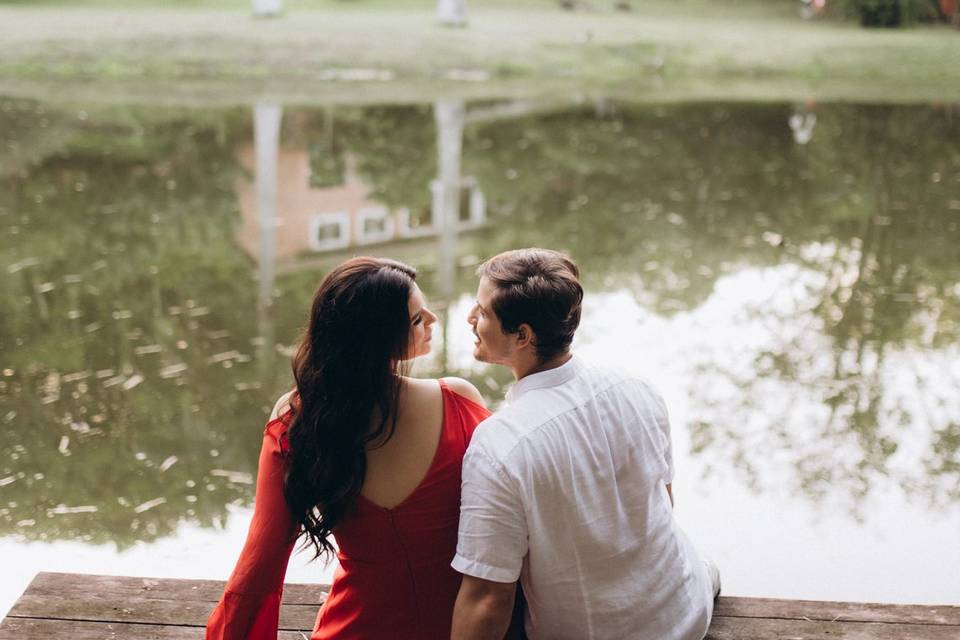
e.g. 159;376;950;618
238;100;486;373
237;105;485;269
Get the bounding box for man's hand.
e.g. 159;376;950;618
451;575;516;640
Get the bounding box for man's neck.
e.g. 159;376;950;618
512;351;572;382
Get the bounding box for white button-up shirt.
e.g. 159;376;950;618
453;355;713;640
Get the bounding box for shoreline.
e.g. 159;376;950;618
2;4;959;106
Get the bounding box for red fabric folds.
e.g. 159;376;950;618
206;381;490;640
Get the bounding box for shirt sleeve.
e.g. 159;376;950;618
452;443;527;583
206;419;299;640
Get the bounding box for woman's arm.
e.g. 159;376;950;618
205;418;299;640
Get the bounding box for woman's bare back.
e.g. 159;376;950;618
270;377;484;511
361;377;445;509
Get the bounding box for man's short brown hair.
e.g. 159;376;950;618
478;248;583;362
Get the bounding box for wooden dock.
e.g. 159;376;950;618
1;572;958;639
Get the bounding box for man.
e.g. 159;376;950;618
451;248;719;640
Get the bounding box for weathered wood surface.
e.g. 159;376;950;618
2;572;959;639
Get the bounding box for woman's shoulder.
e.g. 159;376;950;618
264;390;297;442
264;391;296;453
440;376;486;408
269;390;296;423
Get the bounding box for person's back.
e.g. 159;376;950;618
205;257;489;640
361;377;447;508
450;248;717;640
457;356;713;639
313;377;488;639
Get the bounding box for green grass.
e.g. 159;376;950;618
0;0;958;105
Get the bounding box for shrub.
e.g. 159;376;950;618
832;0;942;26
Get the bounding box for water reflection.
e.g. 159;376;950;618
1;98;958;556
1;101;266;546
789;103;817;145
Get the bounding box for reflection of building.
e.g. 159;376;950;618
241;101;484;374
236;147;485;263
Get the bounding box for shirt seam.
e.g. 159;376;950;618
484;375;650;470
470;445;516;487
451;553;519;582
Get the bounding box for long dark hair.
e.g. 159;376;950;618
283;257;417;559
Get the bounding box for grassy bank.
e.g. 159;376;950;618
1;0;959;105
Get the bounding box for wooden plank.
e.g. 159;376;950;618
23;572;328;605
5;611;958;640
705;615;960;640
715;596;960;626
23;574;959;625
23;572;229;603
0;617;308;640
7;572;960;640
8;594;317;631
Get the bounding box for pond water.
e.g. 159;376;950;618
2;96;959;616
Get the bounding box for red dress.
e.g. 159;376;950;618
206;380;490;640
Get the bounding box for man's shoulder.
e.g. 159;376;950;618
471;384;579;466
468;405;526;461
577;357;663;402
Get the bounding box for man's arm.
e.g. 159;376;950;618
451;575;516;640
452;443;527;638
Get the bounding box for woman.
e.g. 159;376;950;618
206;257;490;639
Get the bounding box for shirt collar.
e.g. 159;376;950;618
505;354;580;404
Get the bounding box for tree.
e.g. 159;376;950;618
833;0;943;26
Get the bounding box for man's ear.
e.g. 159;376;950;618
515;323;536;351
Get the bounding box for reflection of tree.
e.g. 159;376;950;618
455;100;958;508
805;106;958;506
0;102;290;547
681;105;960;510
928;421;960;502
295;105;437;221
461;102;803;314
307;107;346;189
0;99;78;180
